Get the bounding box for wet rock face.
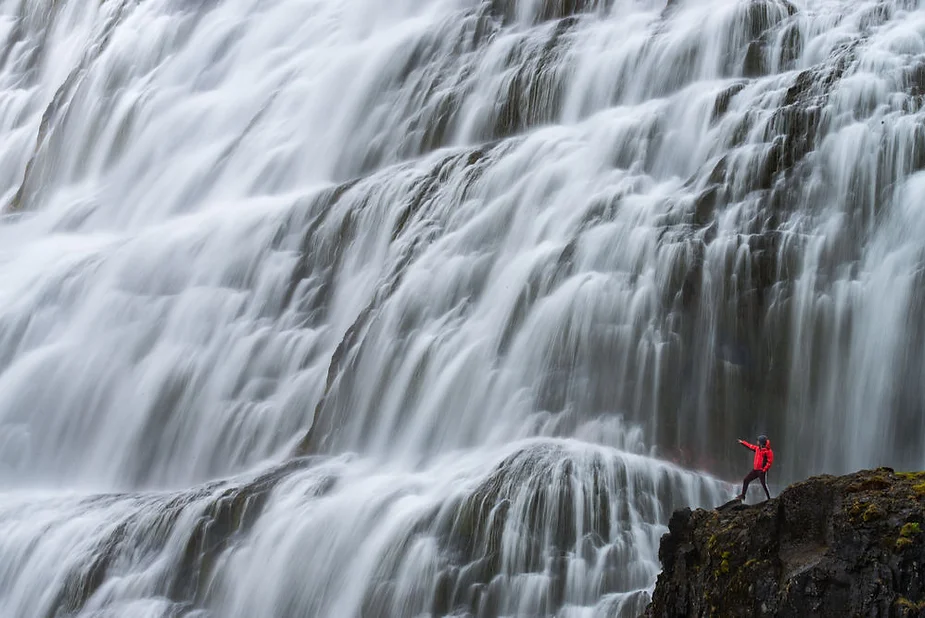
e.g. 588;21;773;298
644;468;925;618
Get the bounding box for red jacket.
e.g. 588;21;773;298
739;439;773;471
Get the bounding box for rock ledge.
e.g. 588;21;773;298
644;468;925;617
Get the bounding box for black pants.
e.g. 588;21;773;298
742;469;770;500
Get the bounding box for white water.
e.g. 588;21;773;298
0;0;923;615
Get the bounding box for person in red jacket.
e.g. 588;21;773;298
736;434;773;501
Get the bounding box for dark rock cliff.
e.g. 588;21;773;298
644;468;925;617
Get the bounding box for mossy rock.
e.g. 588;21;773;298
893;514;920;552
846;477;892;492
862;503;884;522
646;469;925;618
896;596;925;613
848;499;885;524
719;551;731;575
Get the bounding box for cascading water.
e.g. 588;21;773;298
0;0;924;615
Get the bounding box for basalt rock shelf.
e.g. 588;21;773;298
645;469;925;617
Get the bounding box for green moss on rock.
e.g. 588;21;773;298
863;503;884;522
645;469;925;618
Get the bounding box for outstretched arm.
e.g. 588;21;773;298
738;439;757;451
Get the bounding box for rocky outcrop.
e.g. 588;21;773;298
645;468;925;618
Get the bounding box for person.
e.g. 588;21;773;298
736;434;773;501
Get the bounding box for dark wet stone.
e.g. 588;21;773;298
487;0;614;25
644;469;925;617
743;40;765;78
712;82;747;122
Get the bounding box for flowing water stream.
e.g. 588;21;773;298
0;0;924;615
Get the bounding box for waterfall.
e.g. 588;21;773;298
0;0;923;615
